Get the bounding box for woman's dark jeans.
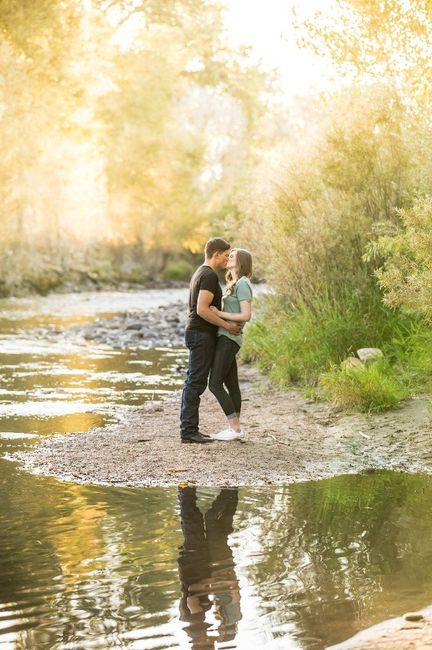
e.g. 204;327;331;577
208;335;241;419
180;329;216;439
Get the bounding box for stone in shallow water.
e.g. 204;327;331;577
125;321;142;331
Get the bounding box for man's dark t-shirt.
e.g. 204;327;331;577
186;265;222;332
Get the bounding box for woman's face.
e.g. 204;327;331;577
226;249;238;271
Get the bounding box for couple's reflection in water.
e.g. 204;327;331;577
177;486;241;649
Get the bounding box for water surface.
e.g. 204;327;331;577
2;472;432;649
0;289;188;438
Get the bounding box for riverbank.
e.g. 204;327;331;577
0;275;189;298
32;298;188;348
12;363;432;487
328;605;432;649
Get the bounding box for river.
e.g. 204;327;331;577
1;289;431;649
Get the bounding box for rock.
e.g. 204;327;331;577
342;356;364;369
128;331;143;339
125;321;142;331
357;347;384;363
404;612;424;622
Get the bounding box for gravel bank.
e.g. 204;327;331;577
12;364;432;488
32;300;187;349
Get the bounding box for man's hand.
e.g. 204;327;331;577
209;305;241;333
197;290;241;332
197;291;231;328
225;321;241;334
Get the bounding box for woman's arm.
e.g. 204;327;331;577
210;300;252;322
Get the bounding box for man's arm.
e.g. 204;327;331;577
197;290;241;333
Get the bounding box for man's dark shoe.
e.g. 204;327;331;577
181;433;215;444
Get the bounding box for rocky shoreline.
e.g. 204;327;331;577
33;300;187;349
13;296;432;487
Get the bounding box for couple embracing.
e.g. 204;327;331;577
180;238;253;444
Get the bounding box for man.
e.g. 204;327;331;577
180;238;241;444
177;485;241;646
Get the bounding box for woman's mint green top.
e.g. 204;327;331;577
218;276;253;347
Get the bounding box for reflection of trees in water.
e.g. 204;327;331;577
1;479;182;648
240;472;432;649
177;486;241;650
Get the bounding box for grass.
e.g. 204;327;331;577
242;290;431;412
319;359;411;412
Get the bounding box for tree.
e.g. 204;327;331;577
0;0;267;292
366;196;432;318
299;0;432;317
299;0;432;101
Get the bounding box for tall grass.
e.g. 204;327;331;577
319;360;410;412
243;287;406;385
242;291;429;412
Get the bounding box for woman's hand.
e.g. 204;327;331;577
209;306;221;316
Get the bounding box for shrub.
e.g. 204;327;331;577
366;196;432;319
162;259;193;281
390;321;432;392
243;293;431;410
28;272;62;296
245;87;414;308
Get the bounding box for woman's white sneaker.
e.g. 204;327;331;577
211;428;244;441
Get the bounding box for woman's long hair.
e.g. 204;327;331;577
225;248;253;295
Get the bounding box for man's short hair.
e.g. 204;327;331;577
205;237;230;259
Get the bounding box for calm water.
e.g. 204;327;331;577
1;290;431;649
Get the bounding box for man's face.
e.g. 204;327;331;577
214;249;230;269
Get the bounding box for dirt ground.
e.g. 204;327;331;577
12;364;432;488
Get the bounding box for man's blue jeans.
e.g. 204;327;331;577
180;329;216;439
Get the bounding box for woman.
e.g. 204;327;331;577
208;248;253;441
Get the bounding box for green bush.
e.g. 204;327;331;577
390;321;432;392
162;259;193;281
240;85;432;411
243;292;431;411
245;87;416;309
366;196;432;319
28;272;62;296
